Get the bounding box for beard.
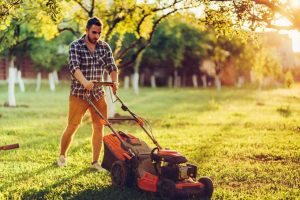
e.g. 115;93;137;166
87;34;97;44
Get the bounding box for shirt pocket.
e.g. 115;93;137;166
96;55;106;67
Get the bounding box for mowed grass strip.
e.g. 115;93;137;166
0;83;300;199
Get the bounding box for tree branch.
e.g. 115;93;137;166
58;27;80;36
117;2;203;69
73;0;90;16
104;16;126;41
90;0;95;17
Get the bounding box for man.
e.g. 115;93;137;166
57;17;118;171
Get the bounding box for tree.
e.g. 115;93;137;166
209;0;300;31
28;32;73;91
138;14;210;87
46;0;203;69
0;0;64;106
140;17;185;87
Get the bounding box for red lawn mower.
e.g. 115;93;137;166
86;82;213;200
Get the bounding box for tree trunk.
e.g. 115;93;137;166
124;76;130;89
132;72;139;95
150;75;156;88
105;75;116;118
36;72;41;91
168;76;173;88
215;76;221;91
192;74;198;88
8;59;16;107
53;70;60;84
48;72;55;91
201;75;207;88
236;76;244;88
17;70;25;92
258;78;263;91
139;73;145;86
182;73;186;87
174;70;181;88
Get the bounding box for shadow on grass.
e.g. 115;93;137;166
0;163;55;192
68;186;160;200
21;168;160;200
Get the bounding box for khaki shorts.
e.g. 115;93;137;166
68;95;108;126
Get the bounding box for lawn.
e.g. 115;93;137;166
0;83;300;200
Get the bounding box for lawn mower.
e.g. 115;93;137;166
85;82;213;199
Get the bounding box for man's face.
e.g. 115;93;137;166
86;25;101;44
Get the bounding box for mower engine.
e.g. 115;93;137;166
178;164;197;180
159;162;198;181
150;148;213;199
151;148;197;181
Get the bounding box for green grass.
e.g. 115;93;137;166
0;83;300;200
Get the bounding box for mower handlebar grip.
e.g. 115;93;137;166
92;81;114;87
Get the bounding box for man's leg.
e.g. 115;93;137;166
91;123;104;162
89;97;107;165
58;95;88;165
60;124;79;156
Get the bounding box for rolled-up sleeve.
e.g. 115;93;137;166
69;43;81;75
104;43;118;74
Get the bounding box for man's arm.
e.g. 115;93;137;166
104;42;118;94
110;71;118;94
69;43;94;91
110;71;118;83
74;68;94;91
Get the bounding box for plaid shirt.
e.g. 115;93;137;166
69;35;118;100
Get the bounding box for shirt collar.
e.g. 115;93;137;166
80;34;101;48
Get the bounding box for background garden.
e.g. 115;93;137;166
1;0;300;199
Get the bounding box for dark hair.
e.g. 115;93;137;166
86;17;103;29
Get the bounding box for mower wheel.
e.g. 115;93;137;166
111;160;133;187
198;177;213;199
158;179;176;200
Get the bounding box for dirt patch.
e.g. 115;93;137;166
276;106;292;117
249;154;285;162
294;126;300;133
3;102;29;108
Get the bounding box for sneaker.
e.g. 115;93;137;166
57;155;67;167
90;161;104;171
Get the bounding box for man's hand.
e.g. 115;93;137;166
83;80;94;91
112;81;119;95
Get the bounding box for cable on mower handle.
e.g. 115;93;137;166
85;81;162;150
0;143;20;151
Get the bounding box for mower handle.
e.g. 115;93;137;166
0;143;20;151
84;82;162;150
92;81;115;87
84;81;116;97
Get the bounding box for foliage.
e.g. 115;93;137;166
1;0;297;76
206;0;300;31
252;46;282;80
28;32;74;71
0;0;65;52
140;17;185;74
140;14;210;75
